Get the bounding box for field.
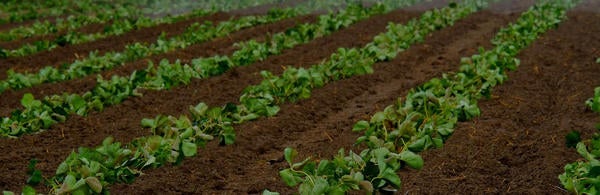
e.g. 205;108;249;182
0;0;599;194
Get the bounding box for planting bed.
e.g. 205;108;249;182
1;0;599;194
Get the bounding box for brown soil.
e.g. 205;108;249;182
0;0;598;194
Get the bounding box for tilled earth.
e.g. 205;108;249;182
0;0;599;194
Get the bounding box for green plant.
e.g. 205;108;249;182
280;0;579;193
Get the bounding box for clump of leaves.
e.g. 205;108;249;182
26;159;42;186
560;130;600;194
586;87;600;113
566;131;582;148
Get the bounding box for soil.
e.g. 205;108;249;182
0;0;599;194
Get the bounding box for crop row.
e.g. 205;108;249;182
560;59;600;195
0;1;137;42
21;0;497;193
0;4;296;94
0;0;286;58
278;0;579;194
0;0;368;95
0;0;387;138
0;0;119;25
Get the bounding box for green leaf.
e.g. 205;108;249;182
26;170;42;186
69;95;86;112
284;147;298;165
373;148;389;173
140;118;156;129
312;177;329;194
565;130;581;148
266;105;280;116
21;185;36;195
353;120;370;132
181;140;198;157
370;112;385;123
577;142;594;161
279;169;302;186
26;159;42;185
399;150;424;170
2;191;15;195
220;126;236;145
407;137;426;152
596;58;600;64
380;168;401;188
21;93;41;108
262;189;280;195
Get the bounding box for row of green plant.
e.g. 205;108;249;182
559;59;600;194
0;0;107;25
38;0;482;191
13;1;432;193
0;1;140;42
277;0;579;194
0;0;290;58
0;0;354;94
0;9;303;137
0;9;300;94
0;0;415;138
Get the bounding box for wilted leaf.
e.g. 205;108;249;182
84;177;103;193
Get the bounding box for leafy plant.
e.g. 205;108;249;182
0;1;402;138
280;0;579;193
36;1;425;193
560;131;600;194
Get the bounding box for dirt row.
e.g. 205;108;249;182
0;2;423;191
400;1;600;194
108;0;528;192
